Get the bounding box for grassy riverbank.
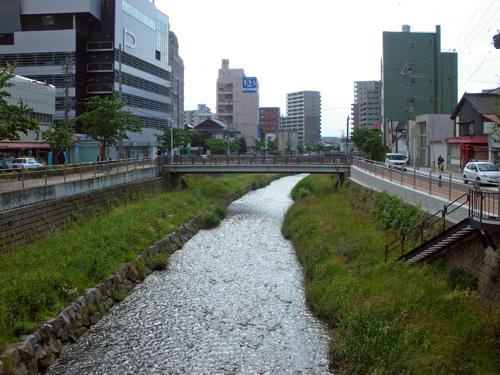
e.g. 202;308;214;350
283;175;500;374
0;173;276;352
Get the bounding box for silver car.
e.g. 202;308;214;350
463;162;500;185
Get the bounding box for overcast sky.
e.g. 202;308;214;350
155;0;500;137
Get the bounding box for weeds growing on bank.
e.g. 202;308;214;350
282;174;500;375
0;173;277;351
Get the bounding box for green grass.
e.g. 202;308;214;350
282;175;500;375
0;173;277;351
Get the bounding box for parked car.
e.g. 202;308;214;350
7;157;44;171
462;162;500;185
384;153;407;170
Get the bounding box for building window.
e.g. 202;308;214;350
42;15;54;26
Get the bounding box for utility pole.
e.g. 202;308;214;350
346;116;350;155
398;60;412;154
227;101;231;156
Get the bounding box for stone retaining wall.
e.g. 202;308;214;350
0;178;168;252
0;184;252;375
432;232;500;306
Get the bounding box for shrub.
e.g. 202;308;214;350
214;204;227;219
447;265;478;291
150;252;168;271
291;176;315;200
13;320;35;337
201;212;221;229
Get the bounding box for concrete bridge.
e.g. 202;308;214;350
161;155;352;190
161;155;352;174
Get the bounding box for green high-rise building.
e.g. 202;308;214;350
382;25;457;143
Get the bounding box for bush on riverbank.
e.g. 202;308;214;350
282;175;500;374
0;173;277;352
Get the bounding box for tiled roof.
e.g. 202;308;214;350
463;93;498;114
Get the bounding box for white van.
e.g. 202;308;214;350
385;153;407;170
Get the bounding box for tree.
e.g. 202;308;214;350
155;126;191;155
238;137;247;154
75;94;142;157
42;120;76;164
0;64;40;141
267;138;279;154
491;96;500;142
351;127;388;161
205;137;227;154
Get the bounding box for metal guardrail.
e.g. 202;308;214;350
163;154;353;166
0;156;158;191
469;187;500;223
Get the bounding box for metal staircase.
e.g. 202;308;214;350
385;188;500;264
400;219;477;264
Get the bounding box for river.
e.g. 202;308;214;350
46;174;331;374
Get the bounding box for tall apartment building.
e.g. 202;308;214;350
0;0;180;160
283;91;321;146
351;81;382;130
169;31;184;128
185;104;216;127
216;59;259;145
259;107;280;134
382;25;457;143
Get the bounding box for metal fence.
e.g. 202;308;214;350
0;157;158;191
352;158;471;202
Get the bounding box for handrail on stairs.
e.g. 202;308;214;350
384;192;469;262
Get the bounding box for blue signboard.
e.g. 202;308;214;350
243;77;257;93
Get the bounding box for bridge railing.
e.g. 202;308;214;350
162;154;353;166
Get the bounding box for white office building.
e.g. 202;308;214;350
0;0;180;161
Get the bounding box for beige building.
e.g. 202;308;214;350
216;59;259;146
185;104;216;127
283;91;321;146
351;81;382;130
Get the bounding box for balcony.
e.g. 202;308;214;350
87;62;113;73
87;41;114;52
86;83;113;94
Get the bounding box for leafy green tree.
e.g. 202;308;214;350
75;94;142;157
42;119;76;164
155;126;191;155
251;137;266;153
238;137;247;154
296;145;305;155
189;131;204;148
267;138;279;153
351;127;387;161
230;138;241;153
205;137;227;154
0;64;40;141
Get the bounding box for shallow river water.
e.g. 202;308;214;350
47;174;331;375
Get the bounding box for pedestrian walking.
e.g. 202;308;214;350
438;155;444;172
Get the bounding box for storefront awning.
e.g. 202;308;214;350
0;142;50;149
446;136;488;144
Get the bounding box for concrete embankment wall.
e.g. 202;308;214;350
0;167;161;212
350;166;469;223
350;166;500;307
0;176;168;252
